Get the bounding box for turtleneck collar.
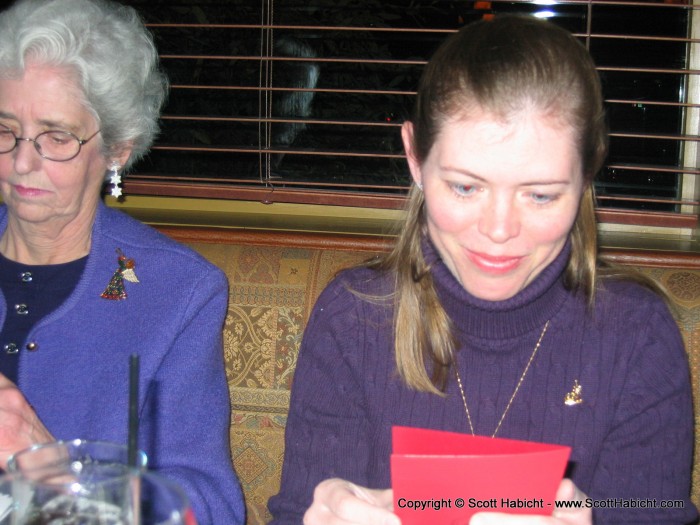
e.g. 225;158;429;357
423;235;572;341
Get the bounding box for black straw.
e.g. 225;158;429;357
128;353;140;468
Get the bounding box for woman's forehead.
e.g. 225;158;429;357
0;63;93;129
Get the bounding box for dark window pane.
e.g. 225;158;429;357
118;0;693;215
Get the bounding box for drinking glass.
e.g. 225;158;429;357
0;469;130;524
0;470;195;524
7;440;147;476
133;472;196;525
1;440;192;524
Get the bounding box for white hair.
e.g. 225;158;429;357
0;0;169;169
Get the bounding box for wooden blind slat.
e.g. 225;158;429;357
125;0;699;231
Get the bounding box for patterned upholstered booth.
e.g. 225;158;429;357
161;227;699;525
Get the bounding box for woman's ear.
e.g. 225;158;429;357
401;121;423;189
111;142;134;169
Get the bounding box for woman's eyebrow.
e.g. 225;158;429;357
441;166;573;186
37;118;79;132
0;114;79;133
440;166;483;180
520;180;573;186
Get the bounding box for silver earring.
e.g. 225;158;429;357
108;162;123;198
416;182;423;191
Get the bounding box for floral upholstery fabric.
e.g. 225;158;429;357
636;267;700;510
189;241;378;524
188;240;700;524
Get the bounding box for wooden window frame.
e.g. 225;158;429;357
120;1;700;235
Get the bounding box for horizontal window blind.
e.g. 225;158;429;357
122;0;699;230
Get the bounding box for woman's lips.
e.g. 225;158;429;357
467;250;524;274
13;184;48;197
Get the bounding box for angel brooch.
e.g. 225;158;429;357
101;249;140;300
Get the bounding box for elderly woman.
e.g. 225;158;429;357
0;0;244;523
269;15;697;525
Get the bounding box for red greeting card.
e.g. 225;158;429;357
391;426;571;525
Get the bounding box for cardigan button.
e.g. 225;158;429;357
25;342;38;352
3;343;18;354
15;304;29;315
20;272;32;283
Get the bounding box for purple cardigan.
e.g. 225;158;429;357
0;203;244;525
269;240;697;524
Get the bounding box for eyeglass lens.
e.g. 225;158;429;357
0;126;84;161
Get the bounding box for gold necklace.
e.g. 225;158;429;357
454;320;550;438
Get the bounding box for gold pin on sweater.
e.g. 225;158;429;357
564;380;583;405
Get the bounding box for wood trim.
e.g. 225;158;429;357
128;181;698;227
600;249;700;269
124;181;407;209
158;224;700;269
595;209;698;229
157;225;395;252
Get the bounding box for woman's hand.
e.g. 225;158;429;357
0;373;54;469
470;479;591;525
304;478;400;525
302;477;589;525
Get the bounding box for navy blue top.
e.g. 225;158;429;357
0;253;87;383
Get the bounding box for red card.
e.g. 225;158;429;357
391;426;571;525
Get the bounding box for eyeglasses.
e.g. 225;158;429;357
0;124;101;162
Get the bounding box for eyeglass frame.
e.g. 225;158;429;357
0;123;102;162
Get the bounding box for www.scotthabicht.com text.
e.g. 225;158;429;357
395;497;686;512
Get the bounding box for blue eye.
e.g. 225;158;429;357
451;183;477;197
530;193;555;204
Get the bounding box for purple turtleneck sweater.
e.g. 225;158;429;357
268;241;697;524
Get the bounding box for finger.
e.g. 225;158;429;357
346;483;394;511
307;480;399;525
374;488;394;510
552;479;591;521
555;479;578;502
329;485;399;525
0;373;16;388
0;385;32;414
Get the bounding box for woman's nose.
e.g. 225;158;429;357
12;138;42;174
478;196;520;243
